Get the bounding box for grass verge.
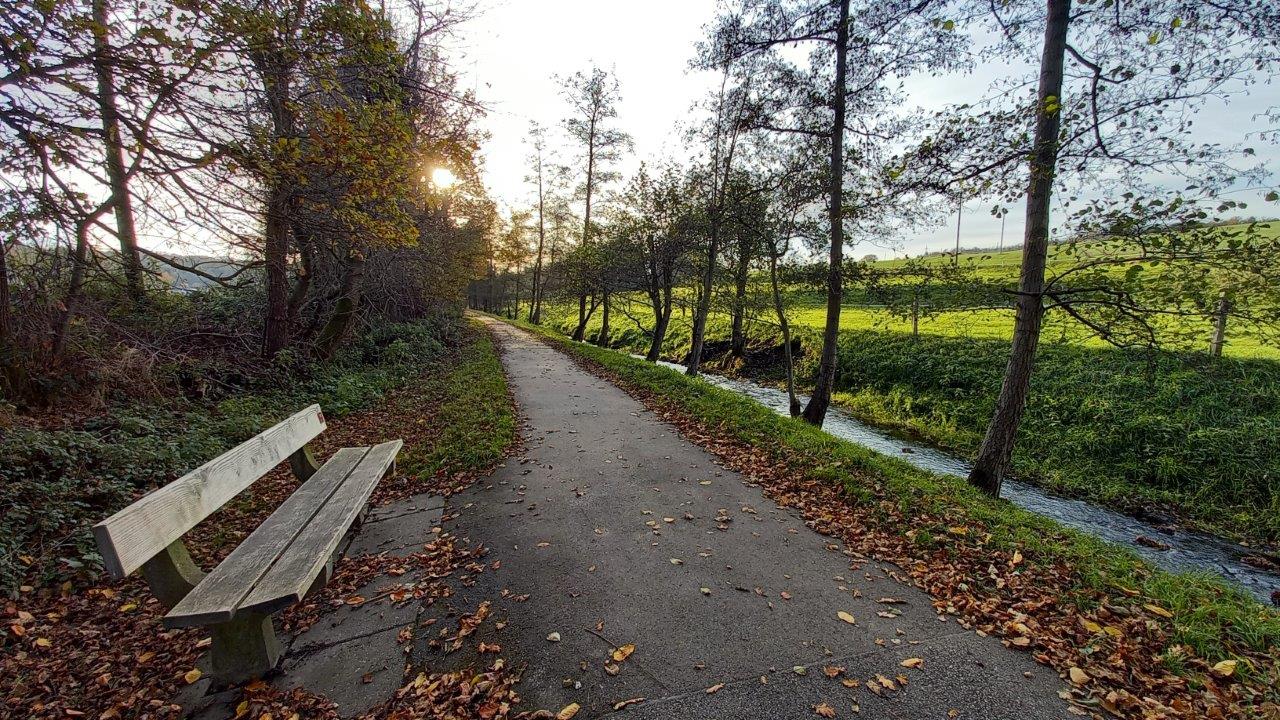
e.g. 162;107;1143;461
507;315;1280;716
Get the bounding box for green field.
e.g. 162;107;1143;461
533;249;1280;543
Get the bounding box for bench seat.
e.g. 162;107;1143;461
165;440;401;628
92;405;403;685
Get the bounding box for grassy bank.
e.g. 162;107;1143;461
397;321;517;484
0;317;514;595
539;299;1280;544
507;316;1280;712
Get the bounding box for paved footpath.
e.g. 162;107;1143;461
418;317;1071;719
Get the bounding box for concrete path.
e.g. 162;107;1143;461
418;318;1071;719
184;494;445;719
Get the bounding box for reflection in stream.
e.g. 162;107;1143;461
641;356;1280;604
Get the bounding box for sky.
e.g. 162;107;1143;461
454;0;1280;259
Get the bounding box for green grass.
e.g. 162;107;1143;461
399;320;517;479
507;315;1279;678
536;294;1280;543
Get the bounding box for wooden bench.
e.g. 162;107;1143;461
93;404;402;685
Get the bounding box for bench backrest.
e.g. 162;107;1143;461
93;404;327;579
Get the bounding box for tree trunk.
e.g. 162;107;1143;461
967;0;1071;497
572;293;588;340
801;0;850;427
686;224;720;376
647;287;673;362
730;243;750;358
599;289;611;347
53;219;95;361
262;184;292;357
0;237;12;388
287;229;314;328
530;166;546;323
769;249;801;417
91;0;145;301
315;252;366;359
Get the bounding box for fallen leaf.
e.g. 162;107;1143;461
612;643;636;662
1078;618;1103;634
183;668;203;684
557;702;581;719
547;632;561;642
1068;667;1089;685
1143;604;1173;619
815;702;836;718
1210;660;1237;678
706;683;725;694
901;658;924;669
837;611;856;625
613;698;644;710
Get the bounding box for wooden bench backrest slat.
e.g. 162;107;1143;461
93;405;327;579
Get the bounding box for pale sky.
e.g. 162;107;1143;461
456;1;1280;258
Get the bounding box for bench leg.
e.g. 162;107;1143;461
140;540;204;609
210;613;281;685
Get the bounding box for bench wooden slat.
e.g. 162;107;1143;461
238;440;402;616
93;405;326;579
162;447;371;629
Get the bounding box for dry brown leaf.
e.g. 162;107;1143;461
815;702;836;718
612;643;636;662
706;683;725;694
557;702;581;719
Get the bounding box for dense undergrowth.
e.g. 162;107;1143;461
509;316;1280;714
539;301;1280;544
1;318;518;718
0;317;465;595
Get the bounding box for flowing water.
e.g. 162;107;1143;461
638;356;1280;604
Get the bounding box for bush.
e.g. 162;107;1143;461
0;318;454;594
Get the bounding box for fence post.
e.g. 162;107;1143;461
1209;292;1229;357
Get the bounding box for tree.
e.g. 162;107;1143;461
708;0;962;425
615;164;700;361
684;50;758;377
90;0;145;301
526;122;550;323
910;0;1280;496
558;66;632;342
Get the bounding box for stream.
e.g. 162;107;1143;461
638;356;1280;604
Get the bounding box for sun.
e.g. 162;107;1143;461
431;167;458;189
